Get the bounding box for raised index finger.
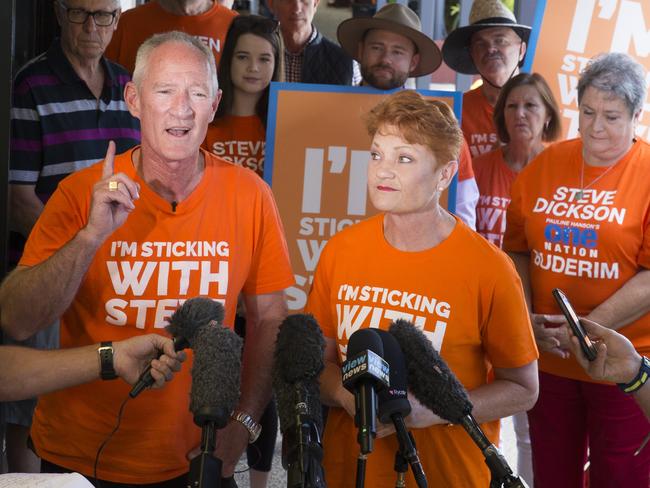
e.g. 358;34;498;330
102;141;116;179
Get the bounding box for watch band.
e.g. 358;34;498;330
98;341;118;380
618;356;650;394
231;410;262;443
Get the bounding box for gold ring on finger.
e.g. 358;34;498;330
108;180;119;191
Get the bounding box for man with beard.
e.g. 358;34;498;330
337;3;479;228
442;0;531;158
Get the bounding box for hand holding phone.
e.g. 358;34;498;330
552;288;598;361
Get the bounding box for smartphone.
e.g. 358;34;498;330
552;288;598;361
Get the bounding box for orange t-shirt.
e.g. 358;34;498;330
474;148;516;247
105;2;238;73
21;148;294;483
504;138;650;381
305;214;537;487
462;87;498;158
203;114;266;178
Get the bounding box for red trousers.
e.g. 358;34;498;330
528;371;650;487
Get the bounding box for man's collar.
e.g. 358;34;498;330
285;25;318;56
46;38;117;87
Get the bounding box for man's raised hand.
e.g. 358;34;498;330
84;141;140;244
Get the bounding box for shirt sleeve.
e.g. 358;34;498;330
19;175;90;267
242;179;295;295
503;173;529;253
10;73;43;184
637;218;650;269
481;256;539;368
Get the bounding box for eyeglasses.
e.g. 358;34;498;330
59;2;118;27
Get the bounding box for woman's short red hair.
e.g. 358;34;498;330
365;90;463;166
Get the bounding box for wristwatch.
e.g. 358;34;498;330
98;341;118;380
231;410;262;443
618;356;650;394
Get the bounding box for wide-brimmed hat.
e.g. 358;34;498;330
337;3;442;77
442;0;531;75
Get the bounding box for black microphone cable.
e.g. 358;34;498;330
92;297;225;486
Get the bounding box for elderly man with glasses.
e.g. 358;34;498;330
5;0;139;473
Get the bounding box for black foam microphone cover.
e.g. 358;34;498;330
190;322;243;428
390;322;525;487
389;319;472;424
129;297;225;398
166;296;225;344
273;314;327;488
273;313;325;433
374;329;411;423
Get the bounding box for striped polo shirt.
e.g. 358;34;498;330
10;39;140;198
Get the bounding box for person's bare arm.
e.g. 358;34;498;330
0;142;139;340
213;290;288;476
568;318;650;419
465;361;539;423
509;251;570;358
9;184;44;237
0;334;185;401
586;269;650;331
319;336;355;417
375;360;538;437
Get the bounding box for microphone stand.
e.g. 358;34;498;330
391;416;427;488
393;449;408;488
356;453;367;488
188;406;233;488
460;416;528;488
353;382;377;488
283;384;327;488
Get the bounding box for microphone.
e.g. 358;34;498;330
389;320;528;488
374;329;427;488
129;297;225;398
342;328;389;455
273;313;326;488
188;316;243;488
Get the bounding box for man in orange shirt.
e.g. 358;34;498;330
338;3;480;229
105;0;237;73
442;0;531;158
0;31;293;487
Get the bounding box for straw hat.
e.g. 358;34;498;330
337;3;442;77
441;0;531;74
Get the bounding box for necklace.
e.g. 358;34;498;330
574;159;619;201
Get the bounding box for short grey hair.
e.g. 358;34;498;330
132;31;218;96
577;52;647;116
